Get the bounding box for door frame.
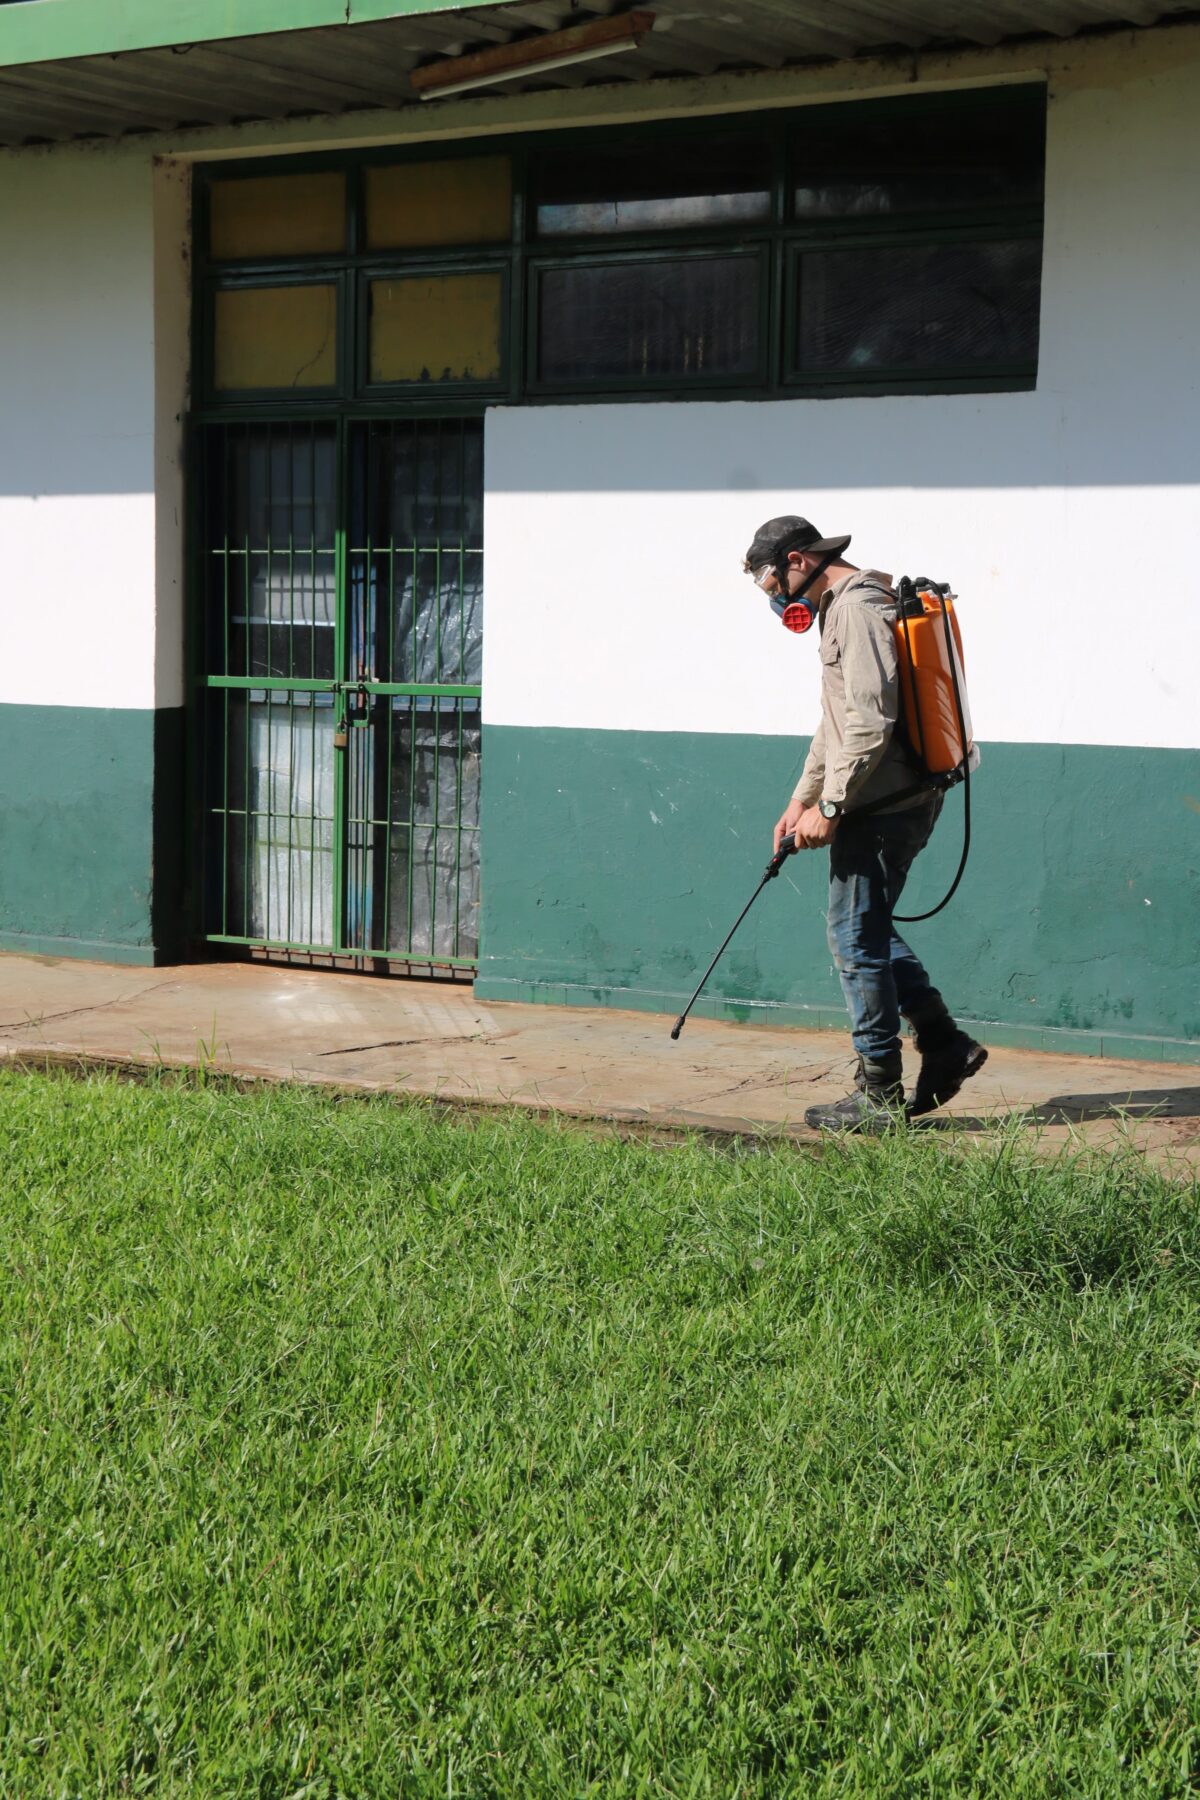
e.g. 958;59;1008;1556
185;406;485;971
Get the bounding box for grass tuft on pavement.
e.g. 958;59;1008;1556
3;1066;1200;1796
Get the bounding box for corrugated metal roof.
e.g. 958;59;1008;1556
0;0;1193;147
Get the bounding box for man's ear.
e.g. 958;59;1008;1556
786;549;806;567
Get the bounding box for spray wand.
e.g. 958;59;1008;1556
670;834;797;1041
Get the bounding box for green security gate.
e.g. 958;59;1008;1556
199;416;483;967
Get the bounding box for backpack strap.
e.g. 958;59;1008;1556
849;764;965;819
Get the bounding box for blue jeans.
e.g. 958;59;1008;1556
826;796;945;1064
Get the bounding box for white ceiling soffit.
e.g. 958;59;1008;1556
0;0;1194;147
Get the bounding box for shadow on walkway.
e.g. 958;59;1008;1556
917;1086;1200;1132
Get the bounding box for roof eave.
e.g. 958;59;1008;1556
0;0;516;71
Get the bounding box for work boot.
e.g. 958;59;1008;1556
804;1054;905;1134
907;1018;988;1118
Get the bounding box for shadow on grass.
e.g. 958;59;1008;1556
917;1085;1200;1131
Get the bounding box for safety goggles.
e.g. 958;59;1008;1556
749;562;777;590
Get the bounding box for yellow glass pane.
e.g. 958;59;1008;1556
209;172;346;259
365;156;512;250
369;273;503;385
214;285;338;391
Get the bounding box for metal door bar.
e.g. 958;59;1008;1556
199;415;483;968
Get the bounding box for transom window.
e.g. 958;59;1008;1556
197;86;1045;404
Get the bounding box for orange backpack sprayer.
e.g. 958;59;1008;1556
887;575;976;921
773;570;974;785
670;571;976;1041
769;570;976;917
892;577;975;788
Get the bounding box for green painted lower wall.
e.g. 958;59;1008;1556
476;727;1200;1062
0;703;184;967
3;707;1195;1062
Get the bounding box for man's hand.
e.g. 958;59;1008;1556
773;799;807;854
793;804;840;849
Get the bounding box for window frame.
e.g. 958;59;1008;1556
201;270;350;405
525;241;772;398
786;83;1048;237
527;127;775;244
360;151;514;256
780;218;1044;394
193;86;1046;414
356;259;513;398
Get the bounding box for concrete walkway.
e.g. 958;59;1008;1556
1;954;1197;1171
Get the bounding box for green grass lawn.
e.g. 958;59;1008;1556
3;1067;1200;1797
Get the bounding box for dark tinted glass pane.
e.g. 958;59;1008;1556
795;239;1041;376
538;257;760;384
350;420;483;688
205;423;337;682
533;136;770;236
338;697;479;960
383;700;481;960
793;88;1045;219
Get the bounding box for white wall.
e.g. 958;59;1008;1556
0;141;188;713
4;19;1197;745
483;40;1200;752
152;156;192;713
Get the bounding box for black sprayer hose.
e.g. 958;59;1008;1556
670;834;797;1040
670;589;973;1038
894;591;972;924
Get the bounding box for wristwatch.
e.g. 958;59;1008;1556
818;799;842;820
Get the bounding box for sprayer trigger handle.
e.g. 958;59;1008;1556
765;833;797;878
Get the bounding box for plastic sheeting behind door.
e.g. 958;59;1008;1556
246;692;335;947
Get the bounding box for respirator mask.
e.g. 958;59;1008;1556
748;553;830;635
742;515;851;637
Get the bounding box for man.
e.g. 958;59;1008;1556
743;515;986;1131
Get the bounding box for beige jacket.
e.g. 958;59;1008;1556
792;569;924;814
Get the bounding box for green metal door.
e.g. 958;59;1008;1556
199;416;483;968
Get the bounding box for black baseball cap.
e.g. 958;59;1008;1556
743;515;852;570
